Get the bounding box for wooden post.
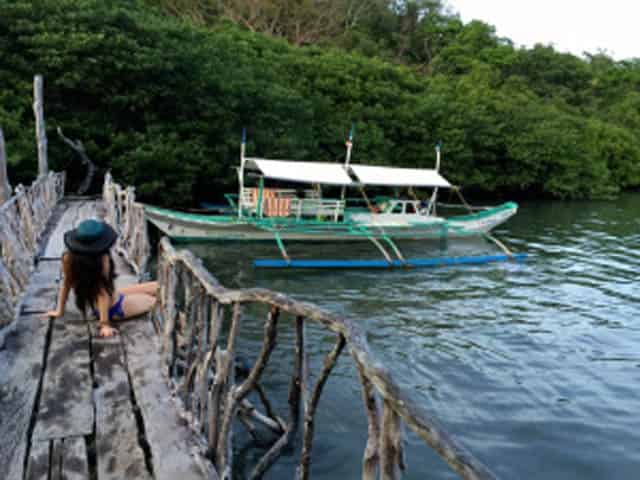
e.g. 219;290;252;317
33;75;48;177
0;127;11;203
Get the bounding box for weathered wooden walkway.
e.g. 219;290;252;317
0;199;213;480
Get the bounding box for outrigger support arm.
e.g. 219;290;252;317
483;233;514;259
360;224;407;266
274;231;291;264
367;235;394;264
382;235;407;266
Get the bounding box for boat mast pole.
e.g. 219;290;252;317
238;128;246;218
428;142;441;216
340;124;355;203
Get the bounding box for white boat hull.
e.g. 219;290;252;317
145;203;518;242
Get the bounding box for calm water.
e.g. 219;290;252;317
185;193;639;479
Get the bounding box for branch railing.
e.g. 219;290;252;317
102;171;150;277
0;171;65;327
153;236;498;480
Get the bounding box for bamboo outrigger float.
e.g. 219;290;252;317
145;130;525;267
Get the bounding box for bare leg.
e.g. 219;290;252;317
118;281;158;297
119;293;156;320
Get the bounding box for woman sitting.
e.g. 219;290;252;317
45;219;157;337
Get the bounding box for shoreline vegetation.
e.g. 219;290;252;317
1;0;639;207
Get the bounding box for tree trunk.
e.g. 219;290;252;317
33;75;48;177
0;127;11;203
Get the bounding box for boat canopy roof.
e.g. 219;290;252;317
245;158;354;186
349;165;451;188
244;158;451;188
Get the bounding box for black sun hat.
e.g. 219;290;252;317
64;219;117;255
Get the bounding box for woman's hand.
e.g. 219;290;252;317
42;310;63;319
98;324;118;338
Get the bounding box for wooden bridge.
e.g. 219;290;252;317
1;77;498;480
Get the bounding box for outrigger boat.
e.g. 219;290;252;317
145;131;525;268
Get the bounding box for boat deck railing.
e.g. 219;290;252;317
240;186;344;220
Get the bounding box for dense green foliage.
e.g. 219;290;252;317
1;0;639;206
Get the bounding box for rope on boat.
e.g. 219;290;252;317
358;186;378;213
452;186;474;213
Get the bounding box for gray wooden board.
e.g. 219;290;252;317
36;201;69;259
113;252;138;288
51;438;64;480
32;313;94;440
121;317;214;480
93;336;151;480
25;440;50;480
21;260;61;313
42;201;81;258
0;314;50;480
57;436;89;480
43;201;98;258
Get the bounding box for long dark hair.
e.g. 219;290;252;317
63;250;117;315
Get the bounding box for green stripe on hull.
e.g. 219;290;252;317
448;202;518;223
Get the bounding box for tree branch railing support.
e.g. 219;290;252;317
147;235;498;480
102;172;150;277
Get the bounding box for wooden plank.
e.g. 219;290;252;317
42;201;97;258
51;438;64;480
25;440;50;480
42;202;79;258
33;258;61;279
121;318;214;480
36;201;71;260
0;314;50;480
32;314;94;440
61;436;90;480
93;336;151;480
21;260;61;313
